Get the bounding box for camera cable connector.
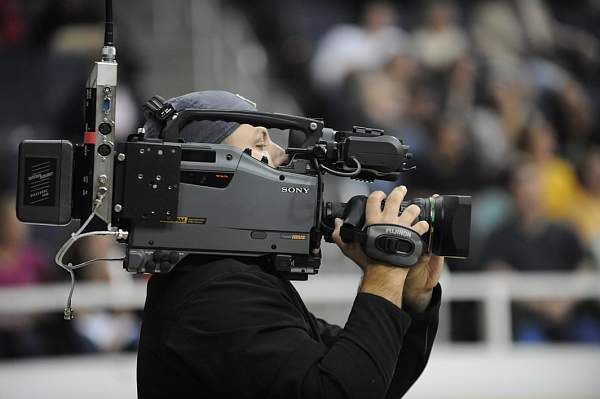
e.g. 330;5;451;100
55;192;126;320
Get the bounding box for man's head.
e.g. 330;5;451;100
143;90;287;167
510;156;543;220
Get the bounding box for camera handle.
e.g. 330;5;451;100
161;109;324;146
339;195;423;268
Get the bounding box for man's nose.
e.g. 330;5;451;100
258;126;270;141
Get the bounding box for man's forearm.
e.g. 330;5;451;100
359;266;408;308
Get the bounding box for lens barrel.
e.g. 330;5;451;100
402;195;471;258
325;194;471;258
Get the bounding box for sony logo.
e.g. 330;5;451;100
385;227;411;238
281;186;310;194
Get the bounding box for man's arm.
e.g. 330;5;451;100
312;284;442;399
328;186;444;398
386;284;441;398
313;317;342;347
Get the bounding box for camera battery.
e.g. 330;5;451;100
17;140;73;225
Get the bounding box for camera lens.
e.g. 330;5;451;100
428;195;471;258
401;195;471;258
325;194;471;258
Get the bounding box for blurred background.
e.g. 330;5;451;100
1;0;600;398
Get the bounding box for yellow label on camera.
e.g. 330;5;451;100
280;233;307;240
160;216;206;224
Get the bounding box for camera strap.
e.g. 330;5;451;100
342;223;423;268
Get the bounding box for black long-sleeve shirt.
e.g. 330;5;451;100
137;256;441;398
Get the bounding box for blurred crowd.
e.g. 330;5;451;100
240;0;600;343
1;0;600;359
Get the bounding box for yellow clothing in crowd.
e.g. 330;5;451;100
539;157;579;220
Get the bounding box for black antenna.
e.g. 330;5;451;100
104;0;114;46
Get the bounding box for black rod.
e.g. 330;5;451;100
104;0;114;46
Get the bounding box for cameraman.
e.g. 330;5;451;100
137;91;443;399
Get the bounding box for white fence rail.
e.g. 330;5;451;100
1;272;599;349
1;272;600;398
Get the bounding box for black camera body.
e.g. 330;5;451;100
17;108;471;280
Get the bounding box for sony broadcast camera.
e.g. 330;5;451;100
15;0;470;318
17;103;471;276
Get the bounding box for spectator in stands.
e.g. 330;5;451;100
481;158;599;342
469;61;533;180
412;0;468;72
0;194;48;357
406;115;482;195
517;113;579;220
569;147;600;265
471;1;527;64
470;0;596;157
0;0;24;47
310;1;409;90
0;195;47;287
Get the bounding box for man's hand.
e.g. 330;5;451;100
403;254;444;312
332;186;429;307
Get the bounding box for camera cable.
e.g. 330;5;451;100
54;191;126;320
315;156;361;177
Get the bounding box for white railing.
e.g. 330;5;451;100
1;272;599;349
1;272;600;398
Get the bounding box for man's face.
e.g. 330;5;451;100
511;163;543;217
222;124;288;167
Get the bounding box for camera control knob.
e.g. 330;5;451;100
152;251;162;263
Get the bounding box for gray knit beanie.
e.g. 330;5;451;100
143;90;257;143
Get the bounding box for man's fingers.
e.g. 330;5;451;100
332;218;343;245
382;185;407;220
411;220;430;236
398;204;421;226
332;218;353;250
332;218;352;255
365;191;386;224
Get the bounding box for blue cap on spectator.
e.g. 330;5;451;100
143;90;257;143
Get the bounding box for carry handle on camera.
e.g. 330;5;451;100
161;109;324;147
